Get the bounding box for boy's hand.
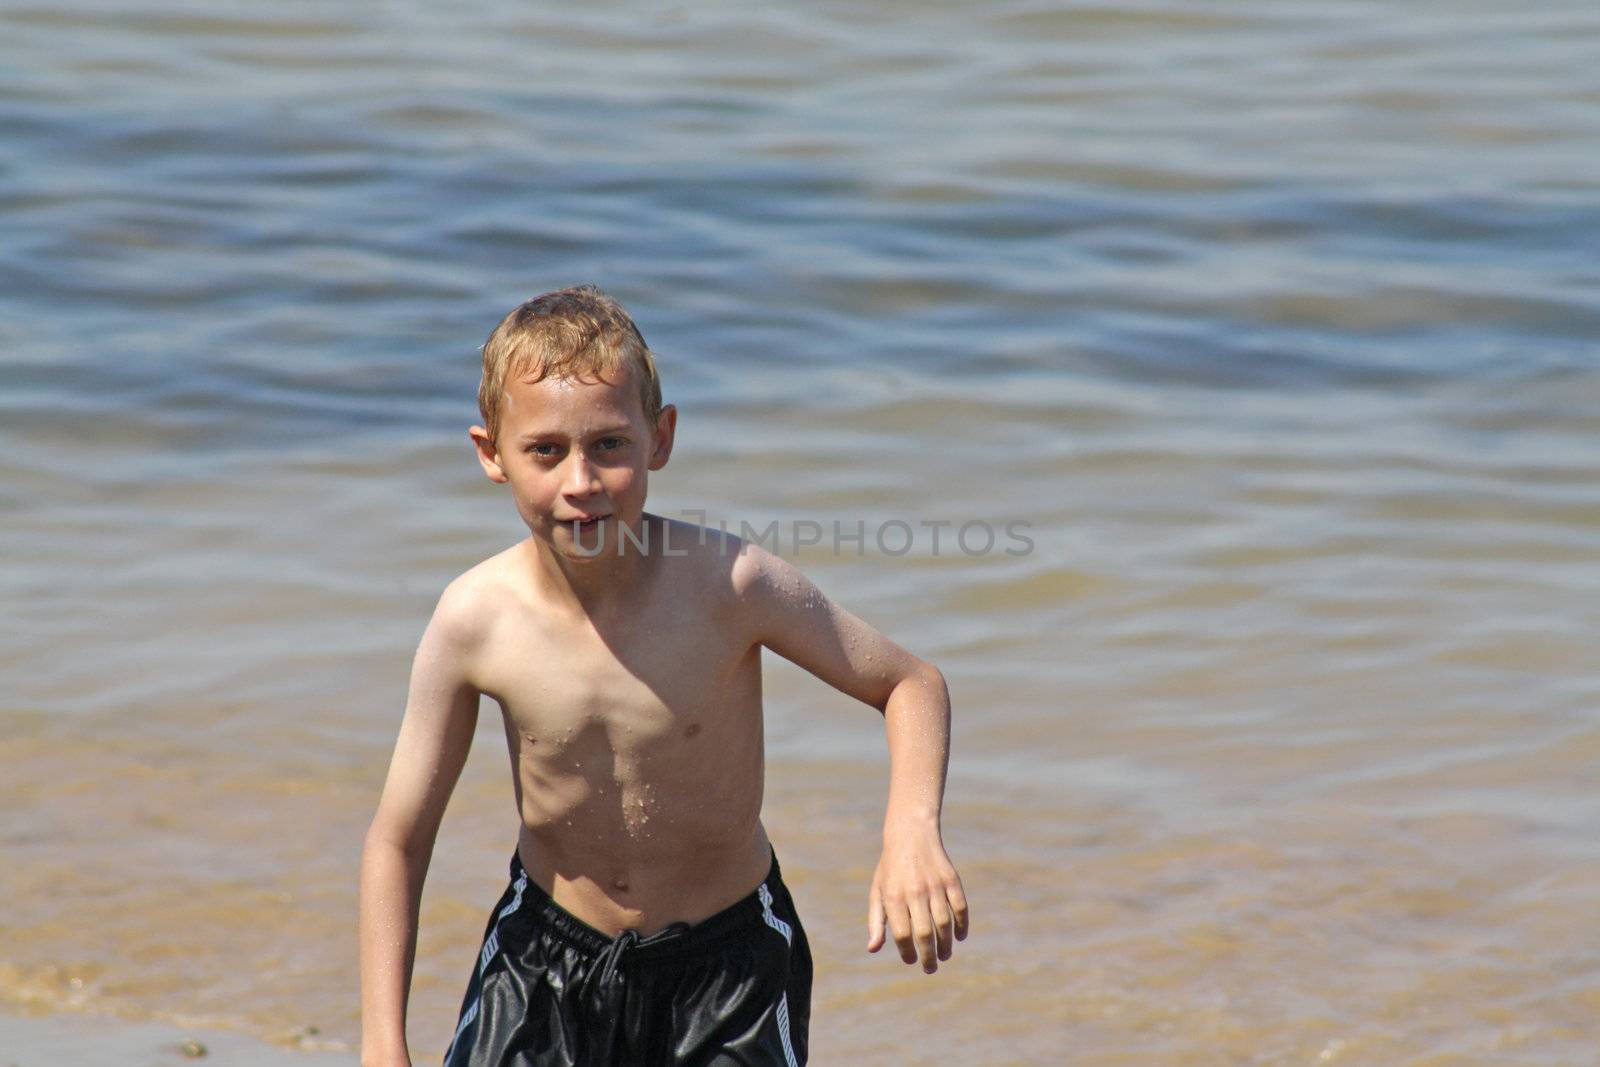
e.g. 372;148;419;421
867;823;969;974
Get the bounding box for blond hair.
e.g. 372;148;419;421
477;286;662;444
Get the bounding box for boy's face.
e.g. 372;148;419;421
470;366;676;560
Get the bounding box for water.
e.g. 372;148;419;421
3;2;1598;1063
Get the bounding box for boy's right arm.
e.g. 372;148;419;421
359;584;485;1067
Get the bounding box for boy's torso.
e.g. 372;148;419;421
460;519;773;937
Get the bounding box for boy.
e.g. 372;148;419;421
358;287;968;1067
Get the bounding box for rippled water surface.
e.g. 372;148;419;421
3;2;1599;1064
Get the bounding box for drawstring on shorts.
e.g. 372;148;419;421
594;921;693;989
595;928;639;989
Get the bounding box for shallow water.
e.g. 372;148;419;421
3;2;1599;1063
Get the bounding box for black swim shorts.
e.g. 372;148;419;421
442;848;812;1067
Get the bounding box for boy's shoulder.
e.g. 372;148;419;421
653;518;824;632
652;515;794;596
427;544;525;646
426;522;815;639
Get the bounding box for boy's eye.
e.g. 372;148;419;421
527;443;560;458
597;437;625;451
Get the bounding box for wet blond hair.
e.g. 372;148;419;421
477;285;662;444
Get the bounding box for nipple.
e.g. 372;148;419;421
612;877;629;892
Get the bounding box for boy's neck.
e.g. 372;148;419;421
521;514;659;616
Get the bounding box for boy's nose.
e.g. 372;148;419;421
563;454;601;496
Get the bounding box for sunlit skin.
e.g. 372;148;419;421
358;364;967;1067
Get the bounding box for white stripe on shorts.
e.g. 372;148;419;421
757;883;800;1067
442;869;528;1063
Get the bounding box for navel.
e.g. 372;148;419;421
684;722;702;739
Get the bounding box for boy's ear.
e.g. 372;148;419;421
648;404;677;471
469;425;509;484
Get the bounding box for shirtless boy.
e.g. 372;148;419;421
358;286;968;1066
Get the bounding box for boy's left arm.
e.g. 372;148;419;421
737;545;970;974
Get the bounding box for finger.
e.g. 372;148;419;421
888;901;917;966
909;896;937;974
947;878;970;942
931;895;954;963
866;884;885;953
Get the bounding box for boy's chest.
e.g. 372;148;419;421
476;590;757;745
